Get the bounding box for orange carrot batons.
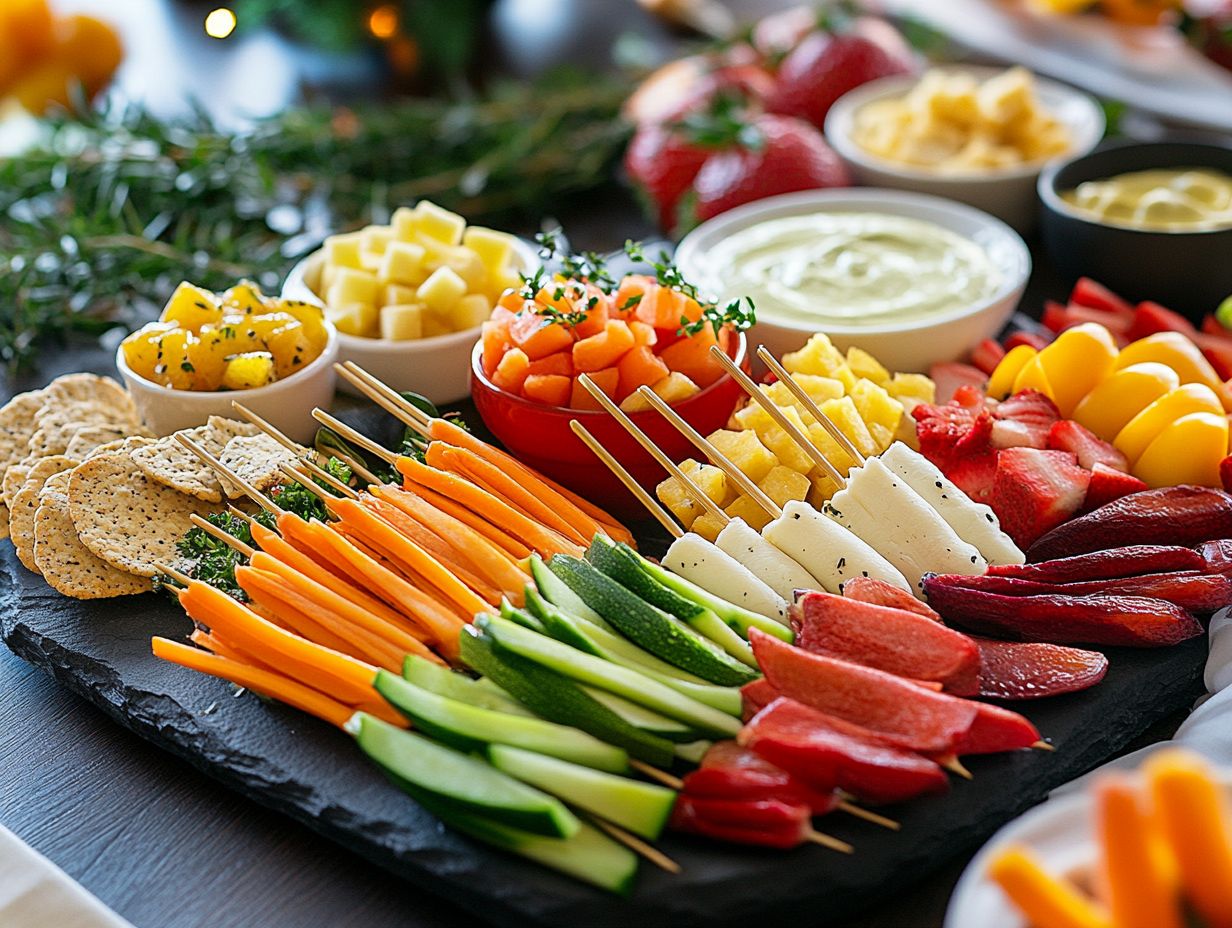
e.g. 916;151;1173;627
1096;774;1183;928
398;484;531;560
986;846;1111;928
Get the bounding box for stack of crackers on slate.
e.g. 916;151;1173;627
0;373;304;600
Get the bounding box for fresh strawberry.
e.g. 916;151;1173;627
1192;332;1232;381
1004;330;1052;351
687;114;851;226
1126;300;1196;341
954;407;994;455
1082;463;1149;512
666;63;777;123
1221;454;1232;493
971;338;1006;376
1202;313;1231;337
767;30;914;130
991;448;1091;548
929;362;987;405
1070;277;1133;316
947;450;999;504
989;391;1060;451
1046;420;1129;472
624;123;710;232
913;402;978;470
1041;300;1069;333
952;384;987;410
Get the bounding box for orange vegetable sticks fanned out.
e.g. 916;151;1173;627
153;637;357;730
1097;775;1183;928
986;846;1112;928
247;597;363;663
190;628;269;669
1145;751;1232;928
276;511;356;585
400;483;532;560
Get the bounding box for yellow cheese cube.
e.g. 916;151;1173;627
414;200;466;246
325;268;379;308
886;372;936;403
222;352;276;390
380;303;426;341
441;245;487;291
845;347;890;384
463;226;515;273
378;241;427;287
161;281;221;331
758;465;811;507
391;206;418;241
849;378;903;433
383;283;418;308
448;294;493;332
416;266;468;314
361;225;396;256
421;312;450;338
486;267;523;303
725;495;772;533
709;429;778;484
326;302;378;338
323;232;365;270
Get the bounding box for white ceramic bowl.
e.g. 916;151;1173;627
281;236;539;405
116;322;338;444
674;188;1031;373
945;774;1232;928
825;66;1105;232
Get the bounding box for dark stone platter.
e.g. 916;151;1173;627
0;538;1208;927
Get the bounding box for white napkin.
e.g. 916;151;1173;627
0;825;135;928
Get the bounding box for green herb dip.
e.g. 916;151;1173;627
705;213;1001;328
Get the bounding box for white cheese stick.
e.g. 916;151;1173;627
663;532;788;621
715;517;821;601
763;499;910;594
880;442;1024;566
828;458;986;593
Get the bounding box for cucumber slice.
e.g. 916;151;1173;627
348;713;578;838
375;671;628;773
548;555;758;686
638;553;794;642
401;655;532;717
531;553;612;632
581;686;701;742
673;740;713;765
460;625;676;766
480;615;741;738
501;597;546;634
488;744;676;841
411;789;638;895
688;610;757;667
525;585;602;656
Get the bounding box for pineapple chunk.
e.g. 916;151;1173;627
819;396;878;458
463;226;515;274
620;372;699;411
849;378;903;434
894;411;921;450
730;398;775;436
690;511;727;542
759;414;816;476
383;283;417;307
380;303;425;341
657;462;702;530
782;334;854;388
378;241;427;287
325;268;379;309
449;293;493;332
264;322;313;378
725;495;772;533
887;372;936;403
709;429;778;484
155;329;195;390
441;246;487;292
867;422;895;453
323;232;365;270
808;473;841;508
161;282;221;331
417;266;468;315
327;302;378;338
222;352;276;390
758;465;811;507
414;201;466;246
806;423;859;475
846;347;890;384
391;206;418;241
361;225;396;256
689;461;733;507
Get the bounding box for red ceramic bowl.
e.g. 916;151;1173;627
470;333;750;521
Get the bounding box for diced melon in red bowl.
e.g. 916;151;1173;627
470;333;749;518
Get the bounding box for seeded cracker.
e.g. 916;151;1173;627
131;418;259;502
3;464;30;509
10;455;78;573
69;449;219;577
66;423;149;460
219;433;304;497
0;389;45;474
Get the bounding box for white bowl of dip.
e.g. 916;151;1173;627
675;188;1030;373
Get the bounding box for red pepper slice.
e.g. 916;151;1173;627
670;795;811;849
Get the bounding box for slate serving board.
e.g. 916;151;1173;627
1;542;1208;928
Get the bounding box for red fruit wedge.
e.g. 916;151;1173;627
1042;300;1069;334
1004;330;1052;351
929;570;1232;614
991;448;1091;548
987;544;1205;583
913;402;979;471
740;697;950;805
1198;539;1232;574
946;449;999;505
682;741;838;813
991;390;1061;451
842;576;942;621
972;637;1108;701
748;629;979;754
1083;463;1147;512
790;591;981;695
1047;420;1128;472
1071;277;1133;317
1126;300;1196;341
929;361;988;405
951;702;1041;755
971;338;1007;376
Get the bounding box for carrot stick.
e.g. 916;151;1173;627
152;636;357;730
190;628;271;669
427;443;589;545
179;580;378;703
428;418;633;544
405;484;532;559
276;512;355;585
987;846;1111;928
329;497;489;619
397;455;582;558
247;599;360;661
1097;775;1183;928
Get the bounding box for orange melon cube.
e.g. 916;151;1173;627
630;320;658;347
613;275;655;316
481;320;511;376
571;296;610;340
637;286;687;330
527;351;574;377
573;319;636;373
617;345;670;401
492;347;531;394
658;326;724;388
508;311;574;360
523;374;571;407
570;368;620;410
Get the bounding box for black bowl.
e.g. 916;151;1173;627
1039;141;1232;321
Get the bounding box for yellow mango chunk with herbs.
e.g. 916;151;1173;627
280;300;329;351
155;329;195;390
1116;332;1232;412
1036;323;1119;417
221;281;266;315
185;330;228;390
709;429;778;484
987;344;1037;400
1071;362;1181;442
264;322;314;378
222;352;276;391
121;322;175;381
1114;383;1224;466
161;282;221;331
1133;412;1228;488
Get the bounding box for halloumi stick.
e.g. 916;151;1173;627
763;499;910;594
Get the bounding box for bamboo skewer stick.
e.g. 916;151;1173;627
155;561;195;587
835;800;900;831
940;756;974;780
311;410;399;467
755;346;866;467
570;421;682;539
1033;740;1055;752
807;831;854;854
299;458;360;499
189;513;255;558
345;361;433;427
633;384;781;519
279;463;342;506
587;816;682;874
226;505;261;530
333;363;426;436
230;402;307;455
630;759;682;788
174;434;281;515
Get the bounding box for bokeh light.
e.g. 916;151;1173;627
204;8;237;40
368;5;399;40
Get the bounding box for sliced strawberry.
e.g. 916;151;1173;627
1041;300;1069;333
951;384;987;410
1058;303;1133;337
970;338;1006;376
912;402;977;470
946;449;999;505
1071;277;1133;317
954;407;994;454
1126;300;1196;341
1046;420;1128;472
1004;330;1052;351
991;390;1060;450
929;361;987;405
1202;313;1231;337
991;447;1091;548
1221;454;1232;493
1192;332;1232;381
1082;462;1147;512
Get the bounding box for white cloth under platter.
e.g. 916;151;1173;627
0;824;134;928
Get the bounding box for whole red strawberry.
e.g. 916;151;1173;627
768;29;914;130
624;122;710;232
687;114;851;225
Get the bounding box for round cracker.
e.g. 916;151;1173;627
9;455;78;574
0;501;9;542
131;426;225;503
66;423;148;460
3;463;30;508
0;390;45;473
34;374;141;445
69;450;219;578
34;490;150;599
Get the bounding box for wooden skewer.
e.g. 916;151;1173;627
700;358;848;489
333;363;427;438
298;457;360;499
345;361;432;427
155;561;195;587
835;800;900;831
807;830;854;854
226;505;262;531
311;409;399;466
633;384;782;519
940;755;974;780
230;402;306;455
587;816;682;874
174;433;281;515
1032;740;1055;752
570;421;682;539
189;513;255;558
629;759;683;789
279;463;342;507
755;346;866;466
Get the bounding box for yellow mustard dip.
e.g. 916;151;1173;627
705;213;1001;328
1061;168;1232;232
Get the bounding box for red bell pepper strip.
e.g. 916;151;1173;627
670;796;812;849
682;741;839;814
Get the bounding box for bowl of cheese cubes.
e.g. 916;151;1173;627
824;66;1104;231
117;279;337;441
282;199;538;404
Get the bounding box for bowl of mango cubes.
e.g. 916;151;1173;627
117;280;337;442
282;199;538;404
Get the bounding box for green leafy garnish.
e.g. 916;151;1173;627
172;512;256;601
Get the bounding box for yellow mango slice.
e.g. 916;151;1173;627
1114;384;1224;467
1071;362;1181;442
1133;412;1227;488
1036;323;1119;417
1116;332;1232;412
987;344;1036;399
1012;353;1055;399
